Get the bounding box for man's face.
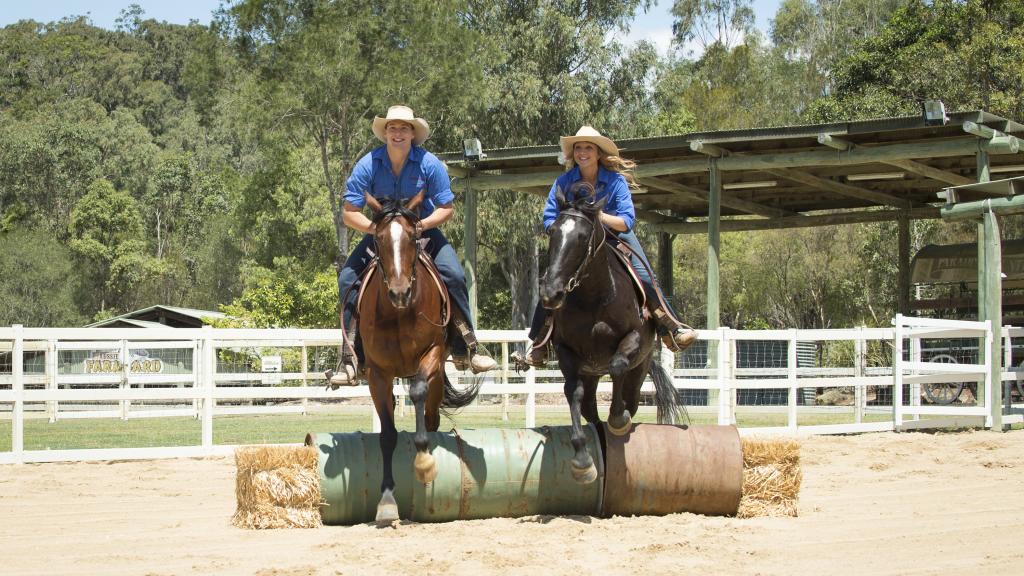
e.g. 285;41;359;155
385;121;415;150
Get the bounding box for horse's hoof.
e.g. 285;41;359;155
571;462;598;484
414;452;437;484
607;418;632;437
375;503;399;525
375;489;399;525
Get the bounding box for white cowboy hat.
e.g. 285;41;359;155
372;105;430;145
559;125;619;161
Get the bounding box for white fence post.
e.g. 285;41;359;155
12;325;24;464
909;332;921;422
525;365;536;429
717;328;733;425
984;319;993;429
854;328;865;424
201;326;215;452
47;339;58;423
300;343;308;416
120;339;130;420
893;315;904;429
787;329;798;431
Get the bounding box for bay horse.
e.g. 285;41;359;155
541;183;683;484
359;191;482;523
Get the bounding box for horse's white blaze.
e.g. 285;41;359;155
559;218;577;236
389;221;403;278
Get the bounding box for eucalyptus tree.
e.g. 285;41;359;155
68;179;163;316
458;0;658;329
216;0;492;265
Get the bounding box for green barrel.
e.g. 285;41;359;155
306;425;604;525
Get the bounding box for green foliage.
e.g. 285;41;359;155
217;259;338;328
68;179;160;313
0;228;85;326
807;0;1024;122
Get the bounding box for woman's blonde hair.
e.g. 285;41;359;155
564;149;639;189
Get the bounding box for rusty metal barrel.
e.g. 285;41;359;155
306;425;604;525
601;423;743;517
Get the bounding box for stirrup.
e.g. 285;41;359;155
325;364;358;388
661;328;697;353
453;353;497;374
510;345;547;369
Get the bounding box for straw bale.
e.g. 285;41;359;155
738;438;801;518
232;445;322;529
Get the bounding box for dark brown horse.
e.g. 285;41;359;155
540;184;683;484
360;191;482;523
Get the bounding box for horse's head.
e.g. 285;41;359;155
540;182;607;309
367;190;424;309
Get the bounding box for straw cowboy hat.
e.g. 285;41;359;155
372;105;431;145
559;125;619;161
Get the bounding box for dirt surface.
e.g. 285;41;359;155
1;429;1022;576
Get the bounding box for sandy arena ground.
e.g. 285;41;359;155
1;429;1022;576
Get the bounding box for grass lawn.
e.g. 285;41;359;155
0;403;901;451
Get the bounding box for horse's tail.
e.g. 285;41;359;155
649;358;689;427
440;371;483;415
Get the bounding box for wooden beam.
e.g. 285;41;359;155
819;133;973;186
766;168;913;208
639;176;796;218
881;158;973;186
652;206;941;234
636;209;685;225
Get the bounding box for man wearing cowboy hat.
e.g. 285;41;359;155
330;105;496;385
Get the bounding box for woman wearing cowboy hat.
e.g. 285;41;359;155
330;105;496;385
512;126;696;367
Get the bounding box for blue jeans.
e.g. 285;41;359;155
528;230;681;339
338;229;475;356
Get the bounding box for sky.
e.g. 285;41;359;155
0;0;783;54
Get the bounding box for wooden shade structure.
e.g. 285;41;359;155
440;110;1024;335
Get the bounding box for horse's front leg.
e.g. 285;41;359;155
607;330;642;436
409;360;439;484
556;344;597;484
368;367;399;524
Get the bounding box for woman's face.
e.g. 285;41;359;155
573;141;599;170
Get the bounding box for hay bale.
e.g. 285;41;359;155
738;438;801;518
232;445;322;529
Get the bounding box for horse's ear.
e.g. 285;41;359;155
364;192;383;214
592;194;608;212
405;189;425;212
555;185;567;209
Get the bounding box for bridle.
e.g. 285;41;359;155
558;208;606;293
372;205;421;293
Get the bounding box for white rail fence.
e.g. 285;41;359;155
1;319;1021;463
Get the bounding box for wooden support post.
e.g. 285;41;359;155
707;160;721;366
897;212;911;315
657;232;674;301
465;182;479;322
982;210;1002;428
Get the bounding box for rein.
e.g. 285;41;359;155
561;209;607;294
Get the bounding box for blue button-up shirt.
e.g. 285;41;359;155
542;165;635;231
344;145;454;217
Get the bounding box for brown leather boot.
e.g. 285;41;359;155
653;307;697;352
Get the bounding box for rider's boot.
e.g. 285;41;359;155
450;318;497;374
652;306;697;353
510;316;552;369
326;318;360;388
